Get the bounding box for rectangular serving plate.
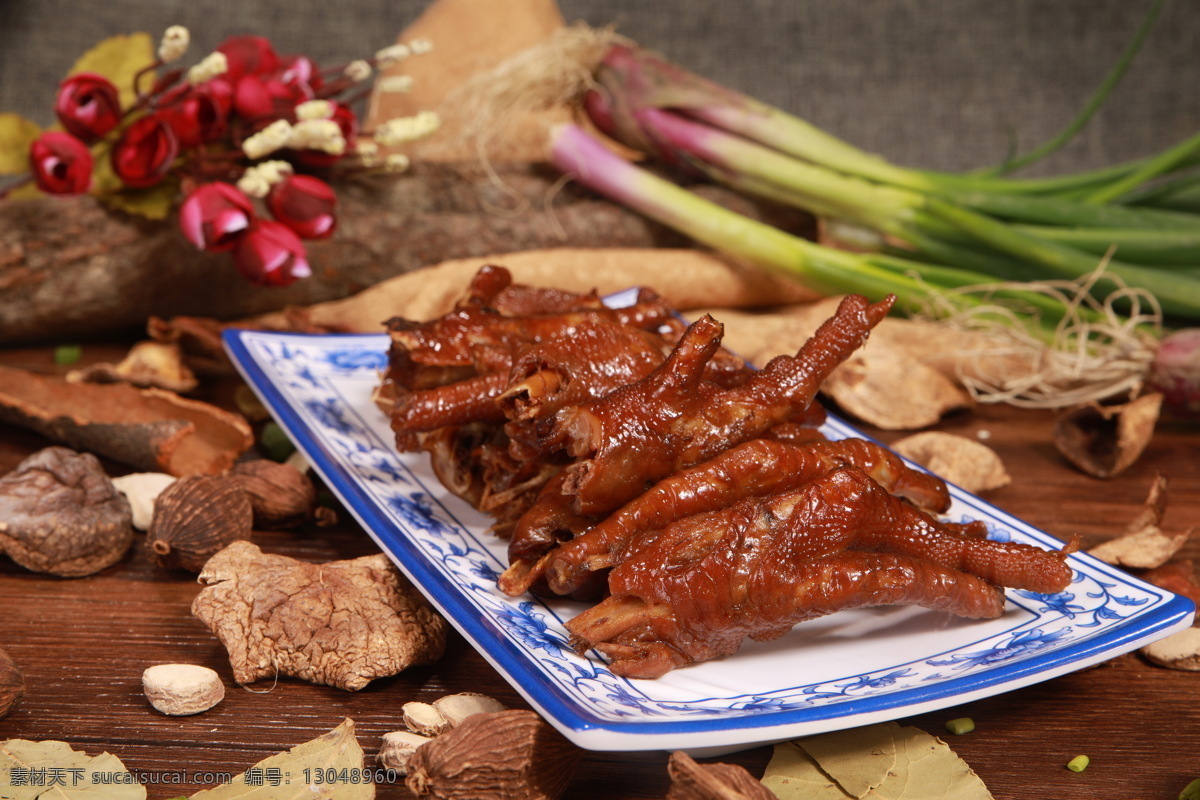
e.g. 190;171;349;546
224;327;1195;753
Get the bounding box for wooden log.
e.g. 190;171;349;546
0;162;813;345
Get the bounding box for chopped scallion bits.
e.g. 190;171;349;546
945;717;975;735
53;344;82;366
1066;755;1090;773
260;422;295;462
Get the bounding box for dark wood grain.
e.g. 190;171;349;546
1;341;1197;800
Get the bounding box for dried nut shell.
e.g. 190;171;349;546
142;663;225;715
433;692;506;728
146;475;253;572
378;730;434;776
229;459;316;528
406;709;581;799
1054;393;1162;479
0;646;25;719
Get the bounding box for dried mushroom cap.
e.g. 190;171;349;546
0;646;24;719
0;447;133;577
192;541;447;690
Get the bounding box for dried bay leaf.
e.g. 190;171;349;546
0;738;146;799
190;718;371;800
763;722;993;800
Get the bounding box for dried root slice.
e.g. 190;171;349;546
142;663;225;715
1141;628;1200;671
0;646;24;719
0;364;252;476
403;701;451;737
433;692;507;728
378;730;435;776
406;710;582;800
891;431;1011;494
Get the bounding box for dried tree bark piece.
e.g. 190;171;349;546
0;646;24;719
1054;393;1163;479
665;751;778;800
891;432;1011;494
192;541;447;690
0;447;133;577
1089;474;1191;569
0;364;252;476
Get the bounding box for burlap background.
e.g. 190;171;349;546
1;0;1195;175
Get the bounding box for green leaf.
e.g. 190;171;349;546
188;719;372;800
0;113;41;175
0;737;147;799
68;33;156;109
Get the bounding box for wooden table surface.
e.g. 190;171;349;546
1;339;1197;800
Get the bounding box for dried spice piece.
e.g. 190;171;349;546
229;459;317;528
67;340;199;394
406;709;582;800
146;474;254;572
762;722;994;799
192;541;447;690
142;663;225;715
0;363;252;476
1141;628;1200;671
190;718;370;800
433;693;507;728
403;701;452;737
666;751;777;800
0;738;146;799
891;432;1011;495
0;447;133;577
1140;560;1200;610
110;472;176;531
1089;474;1192;570
378;730;435;776
1053;392;1162;479
0;646;24;719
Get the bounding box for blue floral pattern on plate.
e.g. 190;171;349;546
223;330;1195;752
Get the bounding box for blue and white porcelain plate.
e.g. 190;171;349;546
224;328;1195;753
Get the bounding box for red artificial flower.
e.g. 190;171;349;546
179;182;256;252
54;72;122;142
292;102;359;168
232;220;312;286
28;131;93;195
233;72;312;123
216;35;281;82
278;55;323;95
158;79;234;147
110;114;179;188
266;174;337;239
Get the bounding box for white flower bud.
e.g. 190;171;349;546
186;52;228;85
385;153;411;173
374;44;410;69
407;37;433;55
377;75;415;94
158;26;190;64
290;119;346;155
242;119;293;159
344;60;372;83
295;99;335;121
373;111;441;146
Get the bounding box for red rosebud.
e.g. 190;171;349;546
278;55;323;95
179;183;256;252
159;79;234;147
110;114;179;188
54;73;122;142
292;102;359;168
28;131;93;195
216;35;281;82
232;220;312;287
266;174;337;239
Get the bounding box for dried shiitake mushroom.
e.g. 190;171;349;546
229;459;317;528
145;474;253;572
0;447;133;577
0;646;24;719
